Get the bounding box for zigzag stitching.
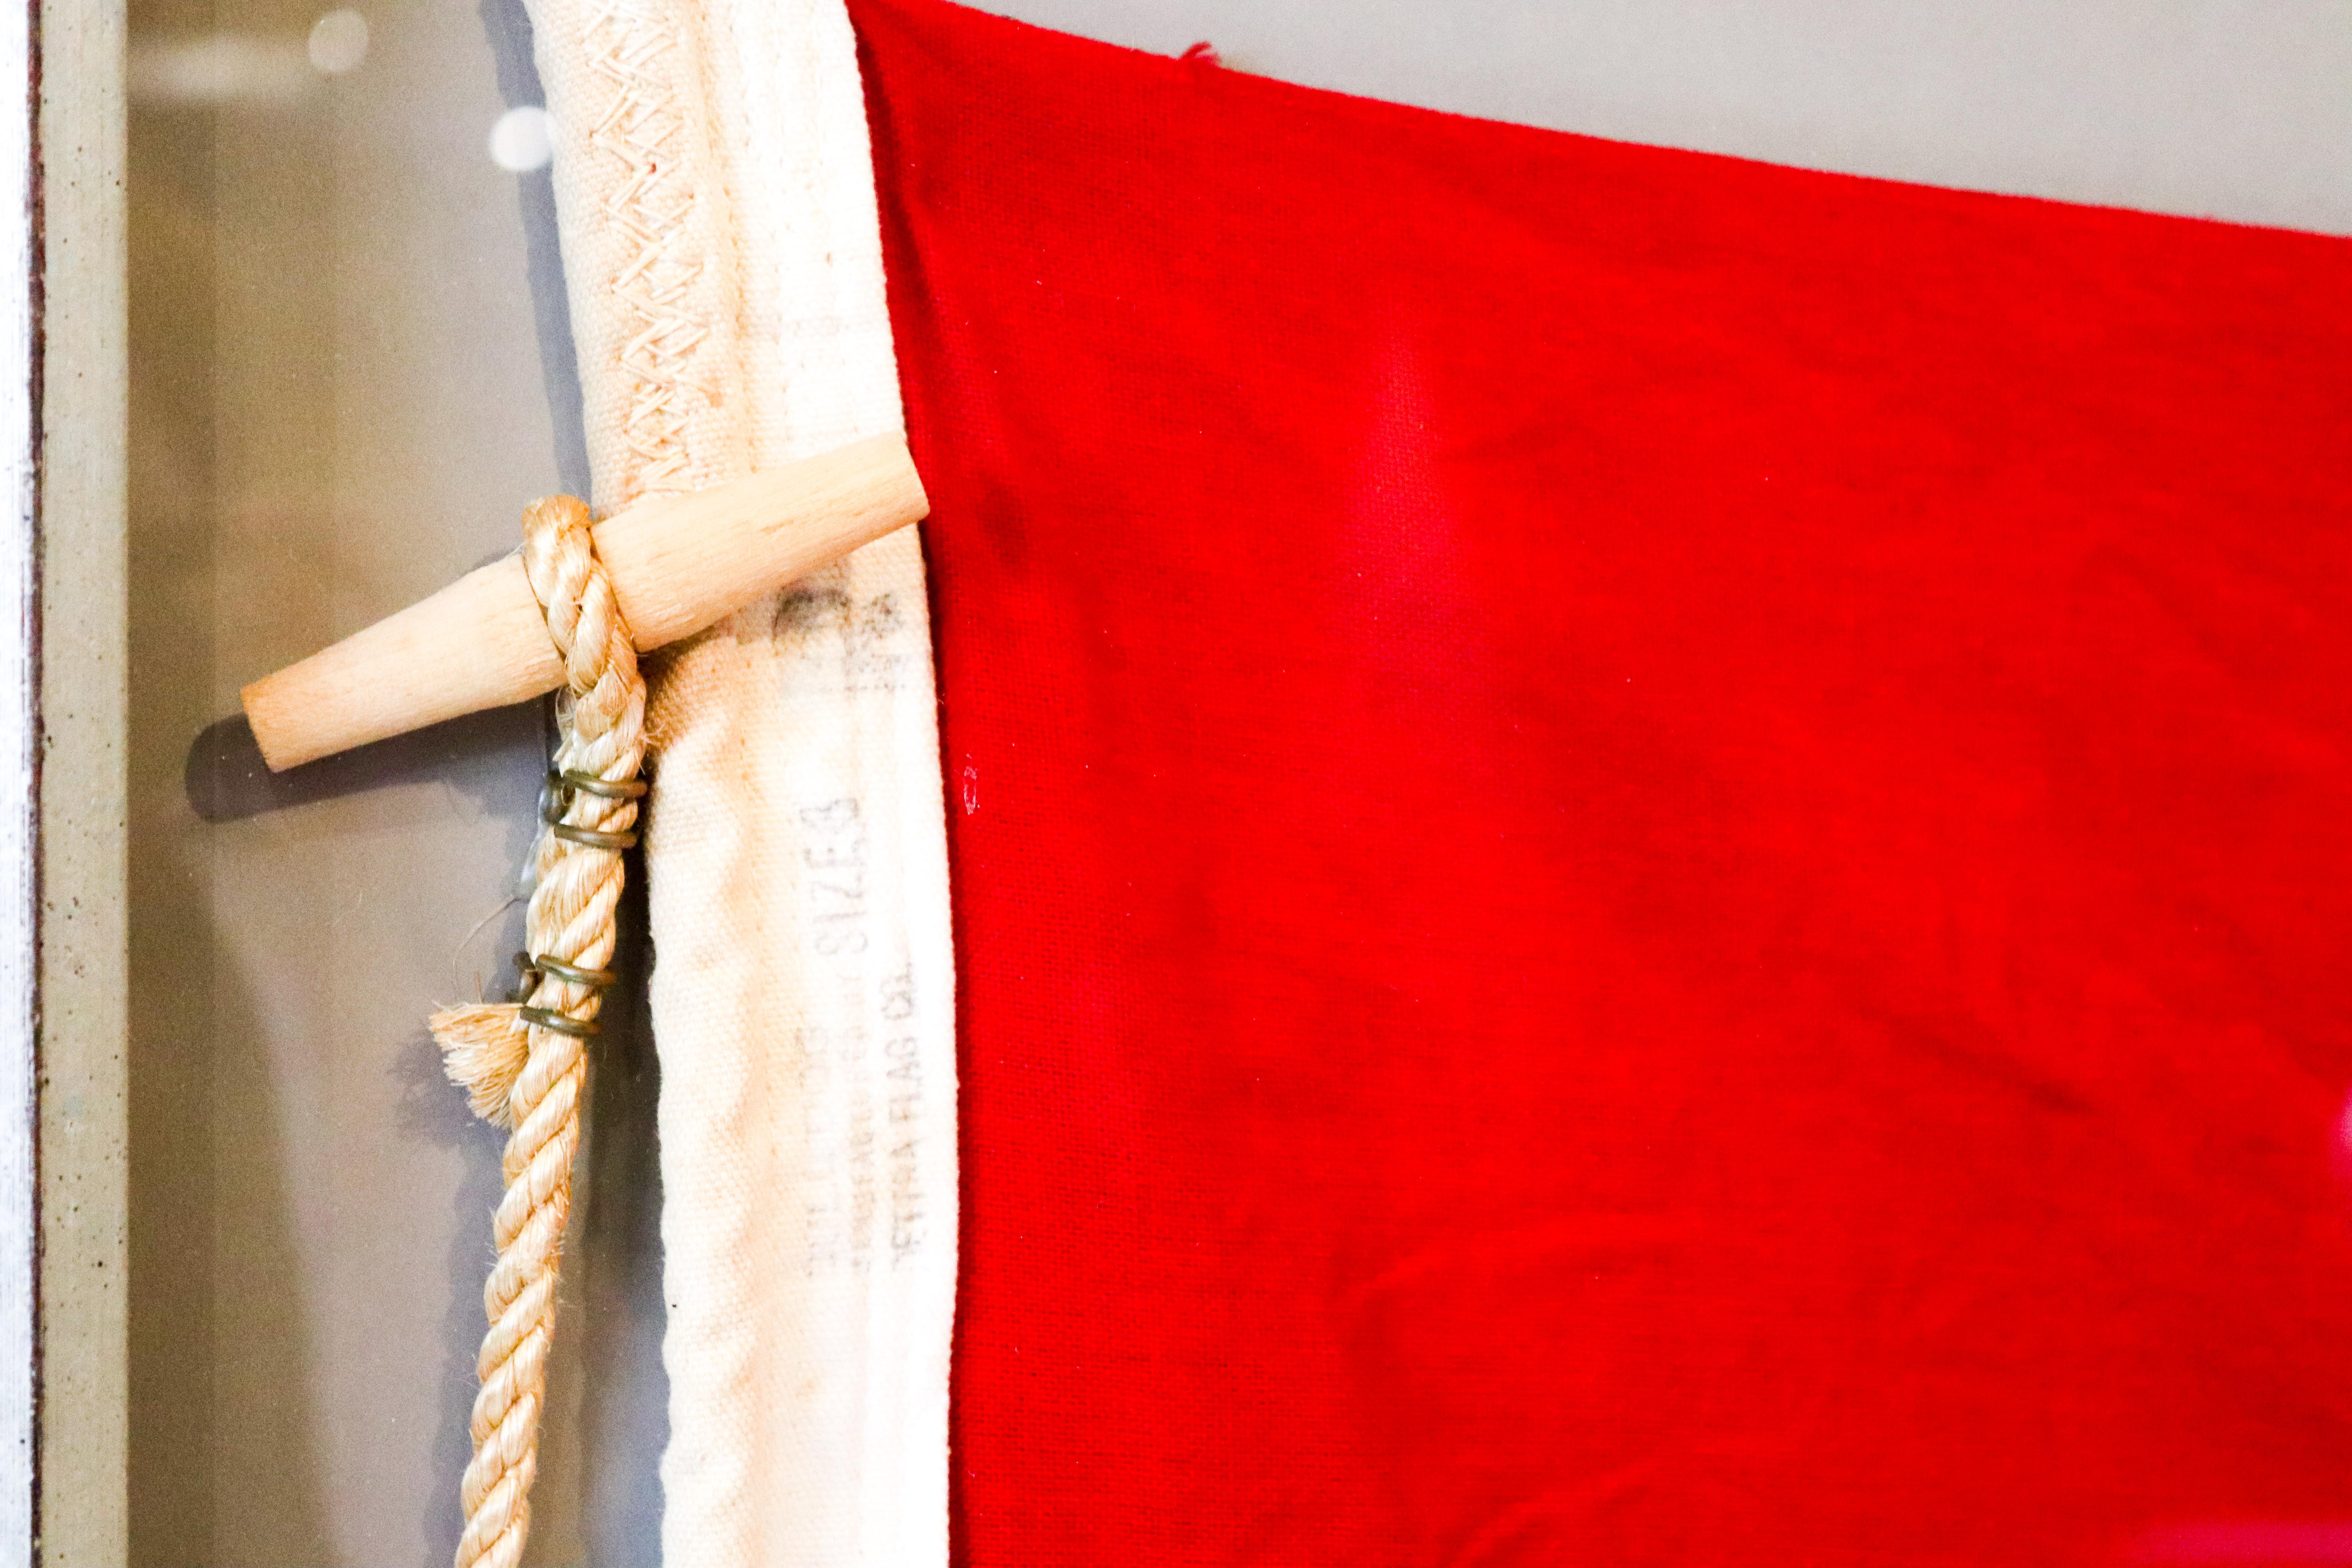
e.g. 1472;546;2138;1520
584;0;710;501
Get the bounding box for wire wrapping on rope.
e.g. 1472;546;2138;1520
428;493;648;1568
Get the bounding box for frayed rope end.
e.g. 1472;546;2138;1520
431;1002;530;1128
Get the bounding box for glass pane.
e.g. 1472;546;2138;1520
126;2;662;1560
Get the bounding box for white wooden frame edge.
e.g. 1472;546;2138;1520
17;1;129;1563
0;0;36;1553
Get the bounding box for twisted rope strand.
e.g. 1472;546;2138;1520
430;494;648;1568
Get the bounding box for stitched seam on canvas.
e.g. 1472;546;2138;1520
586;0;712;503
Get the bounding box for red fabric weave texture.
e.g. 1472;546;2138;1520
849;1;2352;1560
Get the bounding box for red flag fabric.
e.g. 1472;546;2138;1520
851;0;2352;1559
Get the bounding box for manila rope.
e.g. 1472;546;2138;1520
429;492;648;1568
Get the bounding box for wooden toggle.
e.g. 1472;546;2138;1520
241;434;929;772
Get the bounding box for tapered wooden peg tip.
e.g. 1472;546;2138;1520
240;433;929;772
